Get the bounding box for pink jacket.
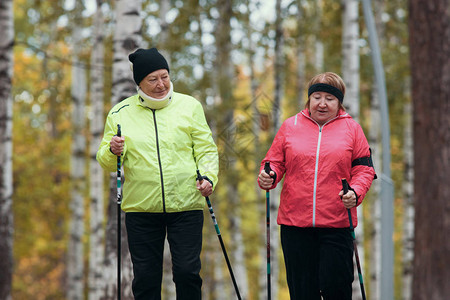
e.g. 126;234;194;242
259;109;375;228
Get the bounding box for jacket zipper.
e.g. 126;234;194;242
312;125;323;227
152;109;166;213
305;114;340;227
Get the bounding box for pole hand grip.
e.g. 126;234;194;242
117;124;121;137
115;124;122;157
196;169;203;182
342;178;355;234
264;161;276;184
342;178;349;195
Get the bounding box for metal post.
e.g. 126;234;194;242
361;1;394;299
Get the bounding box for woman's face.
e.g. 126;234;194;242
139;69;171;99
308;91;340;125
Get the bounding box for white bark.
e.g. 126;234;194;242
214;252;226;300
368;1;385;298
296;45;306;107
111;0;142;105
342;0;360;121
369;89;381;300
342;1;365;298
296;0;306;107
314;0;324;72
0;0;14;299
158;0;171;64
402;101;414;300
214;0;249;298
229;187;249;299
88;1;106;299
241;2;266;296
267;1;284;298
103;0;142;298
201;227;213;300
196;7;216;298
67;20;87;300
269;187;281;300
273;0;284;131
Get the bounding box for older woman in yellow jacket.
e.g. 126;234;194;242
97;48;219;300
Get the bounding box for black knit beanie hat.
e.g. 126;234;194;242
128;48;170;86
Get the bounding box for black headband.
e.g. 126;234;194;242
308;83;344;103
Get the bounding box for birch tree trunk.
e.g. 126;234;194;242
201;237;214;300
158;0;171;64
314;0;324;72
228;185;248;299
111;0;141;104
103;0;142;298
295;0;306;108
88;1;106;299
194;5;218;299
240;2;268;298
245;11;265;297
67;2;87;295
368;90;381;300
409;0;450;299
341;1;364;299
342;0;360;121
368;1;385;297
246;0;261;189
402;101;414;300
0;1;14;299
214;254;226;300
215;0;249;298
273;0;284;131
268;1;285;298
207;26;225;300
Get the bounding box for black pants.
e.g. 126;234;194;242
280;226;354;300
125;211;204;300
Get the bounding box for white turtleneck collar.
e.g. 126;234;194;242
137;81;174;109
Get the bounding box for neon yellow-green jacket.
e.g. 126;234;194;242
97;92;219;213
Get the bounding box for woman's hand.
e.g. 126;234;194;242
110;135;125;155
339;189;357;209
258;170;275;190
197;179;213;197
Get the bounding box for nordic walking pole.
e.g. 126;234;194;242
342;178;366;300
264;162;273;300
116;124;122;300
196;170;242;300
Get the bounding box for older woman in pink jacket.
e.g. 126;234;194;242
258;72;376;300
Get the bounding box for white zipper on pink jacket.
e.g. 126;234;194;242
303;111;341;227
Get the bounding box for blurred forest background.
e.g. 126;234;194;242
0;0;449;299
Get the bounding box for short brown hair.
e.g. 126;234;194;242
304;72;346;111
